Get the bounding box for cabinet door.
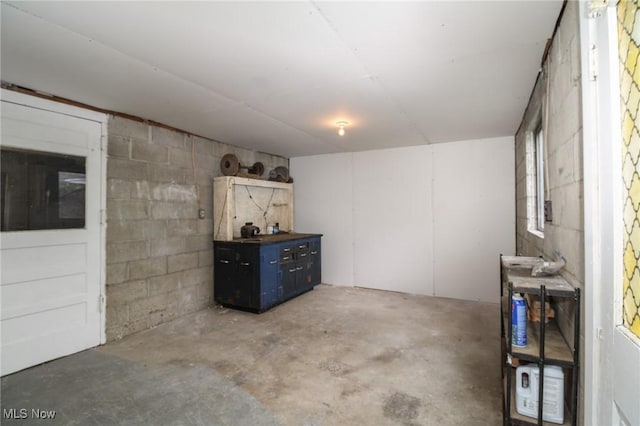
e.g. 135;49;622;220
260;245;279;309
296;245;311;292
214;246;236;305
300;243;314;293
295;260;307;293
280;260;297;299
234;247;259;308
309;238;321;285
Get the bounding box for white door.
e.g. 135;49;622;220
581;3;640;426
1;91;105;376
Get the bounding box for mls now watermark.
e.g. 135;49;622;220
3;408;57;420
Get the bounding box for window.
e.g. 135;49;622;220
535;124;545;232
1;148;86;231
619;0;640;338
527;117;545;237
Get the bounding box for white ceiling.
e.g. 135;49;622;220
0;1;562;158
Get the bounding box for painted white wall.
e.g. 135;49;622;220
433;137;515;302
291;136;515;302
352;146;434;295
291;153;354;286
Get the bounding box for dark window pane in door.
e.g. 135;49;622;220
58;171;86;220
1;148;86;231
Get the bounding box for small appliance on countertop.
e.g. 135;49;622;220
240;222;260;238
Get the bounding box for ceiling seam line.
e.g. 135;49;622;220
240;103;345;152
2;3;248;111
4;2;335;153
0;82;294;160
3;3;343;155
309;0;432;145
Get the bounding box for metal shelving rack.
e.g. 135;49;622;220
500;255;580;426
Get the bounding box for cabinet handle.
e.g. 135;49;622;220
298;244;306;249
269;260;278;264
240;262;250;266
219;260;230;264
289;268;296;273
282;256;290;261
296;266;304;271
283;248;291;252
311;251;318;255
300;253;307;257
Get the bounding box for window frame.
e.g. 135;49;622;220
526;114;545;239
0;147;87;232
535;124;545;232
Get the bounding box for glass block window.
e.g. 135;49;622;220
618;0;640;338
0;148;86;231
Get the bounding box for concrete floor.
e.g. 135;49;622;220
1;285;502;425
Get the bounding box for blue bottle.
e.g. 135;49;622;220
512;293;527;347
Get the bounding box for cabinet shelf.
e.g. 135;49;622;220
500;255;580;426
501;256;575;297
504;374;573;426
501;315;574;366
213;176;294;241
504;269;575;297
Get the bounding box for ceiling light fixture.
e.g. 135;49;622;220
336;121;348;136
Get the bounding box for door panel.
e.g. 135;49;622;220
615;3;640;425
1;241;87;284
281;262;296;298
235;247;258;308
0;99;103;376
613;330;640;425
582;4;640;424
310;238;321;285
260;246;279;309
235;262;256;308
295;261;306;293
214;246;236;305
2;274;87;320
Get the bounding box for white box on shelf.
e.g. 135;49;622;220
515;364;564;424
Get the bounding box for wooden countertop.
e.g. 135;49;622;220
214;233;323;245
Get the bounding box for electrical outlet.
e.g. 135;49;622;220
544;200;553;222
198;208;205;219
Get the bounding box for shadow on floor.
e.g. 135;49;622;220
1;285;501;425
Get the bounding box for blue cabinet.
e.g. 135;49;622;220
214;234;322;312
309;238;321;286
278;239;315;299
259;245;280;309
214;245;258;309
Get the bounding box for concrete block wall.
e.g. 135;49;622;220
105;116;288;341
514;1;584;421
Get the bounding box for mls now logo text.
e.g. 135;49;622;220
3;408;57;420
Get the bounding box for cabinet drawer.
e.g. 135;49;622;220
215;247;235;264
280;245;295;261
295;241;309;251
296;241;311;261
310;239;320;256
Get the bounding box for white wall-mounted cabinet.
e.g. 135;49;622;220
213;176;294;241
